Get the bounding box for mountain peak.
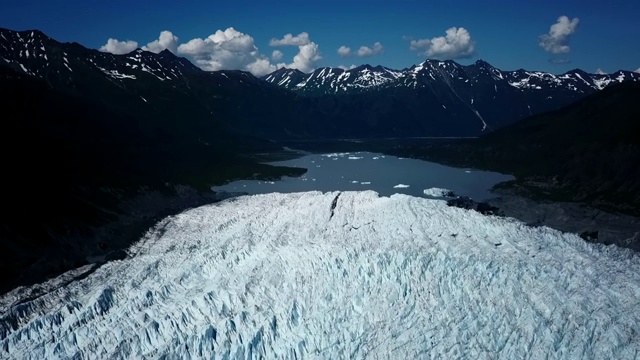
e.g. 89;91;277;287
474;59;493;67
159;49;175;56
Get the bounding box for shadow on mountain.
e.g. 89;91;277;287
0;65;305;294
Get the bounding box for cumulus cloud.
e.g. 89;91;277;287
337;45;352;57
288;42;322;73
269;32;311;46
338;64;357;70
143;31;179;54
100;28;324;76
270;32;322;73
177;27;276;76
99;38;139;54
409;27;475;59
538;16;579;54
271;50;284;61
338;43;383;58
357;42;383;57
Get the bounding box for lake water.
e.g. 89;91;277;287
213;152;514;201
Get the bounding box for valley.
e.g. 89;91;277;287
1;20;639;358
1;26;639;293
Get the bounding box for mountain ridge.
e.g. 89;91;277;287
2;26;639;139
261;57;638;96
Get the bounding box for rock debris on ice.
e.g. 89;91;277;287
1;191;639;359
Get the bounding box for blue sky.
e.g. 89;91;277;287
2;0;639;75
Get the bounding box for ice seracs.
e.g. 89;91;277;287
2;191;639;359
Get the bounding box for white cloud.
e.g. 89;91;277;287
271;50;283;61
143;31;179;54
409;27;475;59
337;45;352;57
100;28;324;76
635;68;640;73
177;27;276;76
269;32;311;46
288;42;322;73
357;42;383;57
595;68;606;75
99;38;138;55
247;58;280;76
338;64;357;70
538;16;579;54
270;31;322;73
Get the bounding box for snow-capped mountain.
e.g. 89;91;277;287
2;191;639;358
2;26;638;140
0;27;310;140
263;64;404;95
261;59;639;134
0;28;201;88
3;26;639;140
262;58;639;96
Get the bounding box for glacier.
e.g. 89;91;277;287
1;191;640;359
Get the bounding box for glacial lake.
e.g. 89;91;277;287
213;152;514;201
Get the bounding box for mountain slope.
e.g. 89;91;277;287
0;41;307;295
2;191;639;358
400;82;640;216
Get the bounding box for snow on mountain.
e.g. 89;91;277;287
262;64;403;95
262;59;640;96
0;28;200;85
2;191;639;359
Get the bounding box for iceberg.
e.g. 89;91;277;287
423;187;456;197
1;191;639;359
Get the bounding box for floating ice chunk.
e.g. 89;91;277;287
360;181;371;184
322;152;350;157
423;187;455;197
348;156;363;160
393;184;410;188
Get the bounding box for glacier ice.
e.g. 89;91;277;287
1;191;640;359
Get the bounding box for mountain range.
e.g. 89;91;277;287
2;27;639;139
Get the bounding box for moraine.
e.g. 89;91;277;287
2;191;639;359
